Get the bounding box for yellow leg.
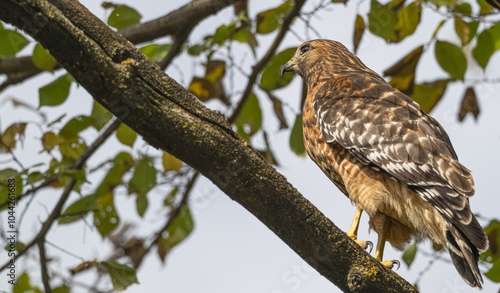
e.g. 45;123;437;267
347;205;372;252
374;217;400;269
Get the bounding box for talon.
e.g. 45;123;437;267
381;260;400;270
366;241;373;253
392;260;400;270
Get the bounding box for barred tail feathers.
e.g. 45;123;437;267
447;223;486;289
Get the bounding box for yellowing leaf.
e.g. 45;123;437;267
41;131;64;152
353;15;365;53
384;46;424;95
394;2;421;40
454;16;470;45
162;151;182;173
32;43;57;71
1;123;27;151
411;79;449;113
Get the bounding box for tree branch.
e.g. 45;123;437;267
37;239;52;293
0;0;241;79
0;1;417;291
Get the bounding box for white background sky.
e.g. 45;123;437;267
1;0;499;292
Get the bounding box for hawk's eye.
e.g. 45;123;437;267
300;45;311;55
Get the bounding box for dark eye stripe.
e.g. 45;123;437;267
300;45;311;54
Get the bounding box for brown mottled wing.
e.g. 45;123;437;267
313;75;487;252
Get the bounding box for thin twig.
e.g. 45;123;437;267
144;171;199;259
228;0;307;123
0;119;121;272
159;25;194;71
38;239;52;293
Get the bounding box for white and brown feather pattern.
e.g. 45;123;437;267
312;73;487;287
291;39;487;288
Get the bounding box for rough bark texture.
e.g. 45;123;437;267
0;1;418;292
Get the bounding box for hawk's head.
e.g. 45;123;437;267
281;39;381;86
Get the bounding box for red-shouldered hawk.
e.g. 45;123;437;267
281;39;488;288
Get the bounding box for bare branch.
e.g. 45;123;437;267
37;239;52;293
228;0;306;123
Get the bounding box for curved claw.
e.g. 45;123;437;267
392;260;401;270
381;260;400;270
366;241;373;254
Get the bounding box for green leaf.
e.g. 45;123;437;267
129;157;156;217
26;171;44;185
157;206;194;261
452;2;472;16
394;2;420;41
52;285;70;293
290;114;306;157
59;115;93;139
368;0;397;42
233;93;262;141
94;191;119;237
485;258;500;282
434;40;466;80
411;79;449;113
162;151;182;173
480;219;500;263
107;5;142;29
477;0;495;15
32;43;57;71
116;123;137;147
39;74;73;108
0;30;29;57
402;242;417;267
139;44;171;62
101;261;139;291
59;194;97;224
256;2;294;34
90;101;113;130
472;23;500;68
260;47;296;90
427;0;457;7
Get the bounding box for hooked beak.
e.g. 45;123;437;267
281;58;296;77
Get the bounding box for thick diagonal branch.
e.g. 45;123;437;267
0;1;417;292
